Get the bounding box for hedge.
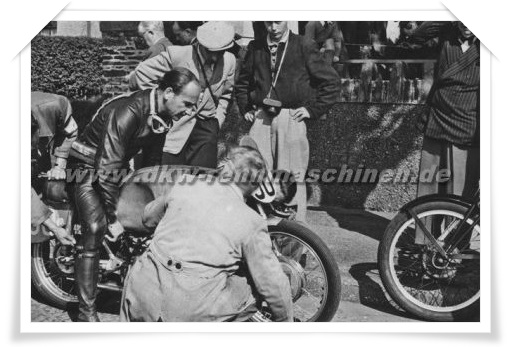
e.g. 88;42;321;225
220;102;426;211
31;36;104;99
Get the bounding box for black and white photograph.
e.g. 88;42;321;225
26;18;484;327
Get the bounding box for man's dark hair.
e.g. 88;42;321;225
158;67;199;94
175;21;204;32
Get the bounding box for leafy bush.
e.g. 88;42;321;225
31;36;103;99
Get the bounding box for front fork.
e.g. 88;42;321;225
407;205;479;261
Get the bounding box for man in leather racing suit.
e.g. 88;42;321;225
67;67;201;322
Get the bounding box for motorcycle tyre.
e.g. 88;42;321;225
377;200;480;322
269;219;341;322
31;241;78;310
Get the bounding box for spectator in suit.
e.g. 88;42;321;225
171;21;203;45
138;21;172;60
129;21;236;169
304;21;345;64
408;21;480;199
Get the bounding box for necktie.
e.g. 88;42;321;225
269;43;279;79
205;63;213;81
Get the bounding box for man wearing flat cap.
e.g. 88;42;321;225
130;21;236;168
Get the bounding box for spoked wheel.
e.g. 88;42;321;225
378;201;480;321
31;239;78;309
269;220;341;322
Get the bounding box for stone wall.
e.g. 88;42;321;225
100;22;147;96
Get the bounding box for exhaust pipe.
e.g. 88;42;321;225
97;282;123;293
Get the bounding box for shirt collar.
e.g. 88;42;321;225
266;29;290;47
154;37;169;45
458;36;477;46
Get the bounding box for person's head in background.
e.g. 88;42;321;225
196;22;235;65
264;21;289;42
455;22;475;41
172;21;204;45
138;21;167;47
399;21;420;40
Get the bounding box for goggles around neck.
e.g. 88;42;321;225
148;88;172;134
148;114;172;134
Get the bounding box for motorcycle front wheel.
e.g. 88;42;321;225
269;220;342;322
377;200;480;322
31;239;78;309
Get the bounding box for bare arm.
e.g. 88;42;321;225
142;196;167;229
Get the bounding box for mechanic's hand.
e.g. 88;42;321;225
333;56;340;63
105;220;125;242
52;227;76;245
291;107;311;122
43;218;76;245
245;111;255;123
244;111;255;123
47;167;66;180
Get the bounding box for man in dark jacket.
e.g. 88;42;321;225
304;21;344;64
67;68;201;322
408;22;479;200
405;22;479;244
235;21;340;222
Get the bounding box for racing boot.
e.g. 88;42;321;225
75;249;101;322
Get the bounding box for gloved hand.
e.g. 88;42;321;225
47;167;66;180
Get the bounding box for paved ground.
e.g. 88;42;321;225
29;207;432;323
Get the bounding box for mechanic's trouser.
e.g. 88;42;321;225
249;108;309;222
69;167;107;322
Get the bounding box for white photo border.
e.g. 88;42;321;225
20;9;491;334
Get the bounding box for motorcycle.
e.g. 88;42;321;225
31;164;342;322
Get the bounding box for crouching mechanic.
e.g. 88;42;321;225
67;68;201;322
31;92;78;245
120;146;293;322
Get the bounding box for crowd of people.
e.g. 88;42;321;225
31;21;480;322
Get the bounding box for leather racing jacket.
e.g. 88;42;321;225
69;88;166;224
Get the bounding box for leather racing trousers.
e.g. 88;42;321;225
68;165;107;322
